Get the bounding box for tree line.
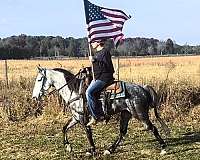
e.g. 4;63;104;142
0;34;200;59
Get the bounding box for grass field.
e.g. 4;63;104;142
0;112;200;160
0;55;200;159
1;55;200;84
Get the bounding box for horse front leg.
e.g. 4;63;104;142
105;110;132;155
63;117;78;152
83;125;96;156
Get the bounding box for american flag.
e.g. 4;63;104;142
83;0;131;47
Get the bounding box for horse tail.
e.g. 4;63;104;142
143;85;170;136
143;85;158;109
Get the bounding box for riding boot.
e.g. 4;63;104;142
86;117;97;126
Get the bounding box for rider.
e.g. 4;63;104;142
86;40;115;126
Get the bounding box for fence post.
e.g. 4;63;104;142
4;60;9;88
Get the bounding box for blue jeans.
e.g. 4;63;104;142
86;80;106;120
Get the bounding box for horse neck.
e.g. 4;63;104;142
51;72;81;103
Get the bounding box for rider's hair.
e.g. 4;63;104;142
99;39;106;47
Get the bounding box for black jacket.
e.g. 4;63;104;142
92;48;114;83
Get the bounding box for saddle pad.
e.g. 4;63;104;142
109;81;126;99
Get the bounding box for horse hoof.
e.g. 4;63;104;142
66;144;72;152
85;152;92;157
160;149;167;155
103;150;111;156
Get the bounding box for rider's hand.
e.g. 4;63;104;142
89;56;94;62
79;68;85;73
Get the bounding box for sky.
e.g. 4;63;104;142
0;0;200;45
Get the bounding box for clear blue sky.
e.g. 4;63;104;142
0;0;200;45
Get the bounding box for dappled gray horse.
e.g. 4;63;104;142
32;66;169;156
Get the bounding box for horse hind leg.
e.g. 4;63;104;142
142;118;166;150
105;110;132;155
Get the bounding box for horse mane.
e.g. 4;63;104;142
53;68;80;93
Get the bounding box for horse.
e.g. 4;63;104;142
32;66;169;156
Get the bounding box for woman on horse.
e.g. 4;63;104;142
86;40;115;126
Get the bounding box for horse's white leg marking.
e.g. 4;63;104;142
85;151;92;157
66;144;72;152
103;150;111;155
160;149;167;155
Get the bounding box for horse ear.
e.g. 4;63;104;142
37;64;43;72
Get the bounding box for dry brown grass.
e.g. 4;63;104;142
0;58;90;80
1;55;200;85
118;56;200;85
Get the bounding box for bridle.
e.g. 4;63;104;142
38;69;48;98
33;67;94;117
37;69;86;112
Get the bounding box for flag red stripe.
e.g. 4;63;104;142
89;33;124;42
88;22;113;31
101;11;129;20
89;31;123;41
102;7;130;18
88;27;122;38
109;20;124;25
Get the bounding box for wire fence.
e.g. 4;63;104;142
1;55;200;86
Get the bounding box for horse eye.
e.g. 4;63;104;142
38;76;43;82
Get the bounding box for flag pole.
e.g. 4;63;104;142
87;40;95;80
115;44;120;81
83;0;95;80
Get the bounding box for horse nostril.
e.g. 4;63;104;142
32;97;38;102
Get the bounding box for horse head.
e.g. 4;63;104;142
32;66;53;100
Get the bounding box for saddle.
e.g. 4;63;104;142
104;81;126;99
105;81;123;94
